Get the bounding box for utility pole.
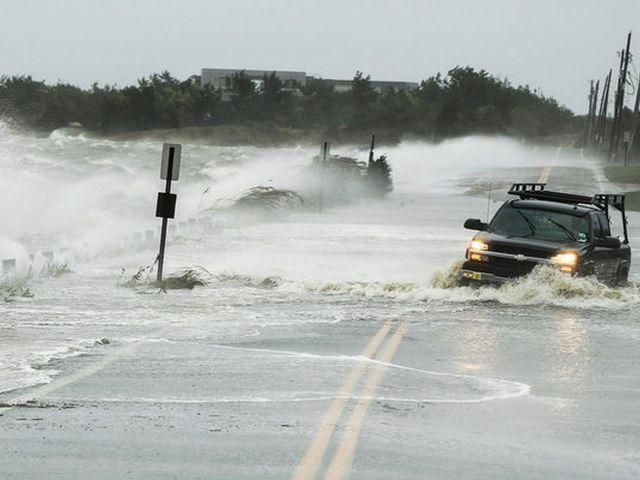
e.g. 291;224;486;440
586;80;600;148
585;81;594;147
155;143;182;284
597;70;612;149
626;71;640;165
590;80;600;146
610;32;632;161
609;46;626;160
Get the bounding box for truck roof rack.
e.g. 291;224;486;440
507;183;629;244
508;183;594;206
593;193;625;212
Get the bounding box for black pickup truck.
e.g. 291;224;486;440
460;183;631;286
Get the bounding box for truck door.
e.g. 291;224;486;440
590;212;617;282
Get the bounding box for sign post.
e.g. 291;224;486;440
155;143;182;284
318;141;330;212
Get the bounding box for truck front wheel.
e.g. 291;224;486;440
613;265;629;287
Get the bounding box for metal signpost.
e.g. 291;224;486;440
155;143;182;283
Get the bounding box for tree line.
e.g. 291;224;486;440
0;67;574;140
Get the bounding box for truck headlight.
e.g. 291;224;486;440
468;239;489;261
550;251;578;272
470;240;489;252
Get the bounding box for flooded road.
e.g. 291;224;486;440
1;124;639;479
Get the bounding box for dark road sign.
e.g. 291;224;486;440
156;192;177;219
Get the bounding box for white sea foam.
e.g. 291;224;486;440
198;262;640;310
0;337;111;395
272;264;639;310
198;344;530;404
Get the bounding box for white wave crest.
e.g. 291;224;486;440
257;262;640;310
0;337;112;395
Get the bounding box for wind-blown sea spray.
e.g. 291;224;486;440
0;122;612;284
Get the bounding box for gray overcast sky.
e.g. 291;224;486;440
1;0;638;113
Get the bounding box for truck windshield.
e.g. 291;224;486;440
490;205;589;242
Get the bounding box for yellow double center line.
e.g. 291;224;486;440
292;320;407;480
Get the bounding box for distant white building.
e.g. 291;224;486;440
200;68;418;99
201;68;307;90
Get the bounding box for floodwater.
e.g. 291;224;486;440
0;121;639;479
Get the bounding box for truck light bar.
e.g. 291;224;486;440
508;183;546;194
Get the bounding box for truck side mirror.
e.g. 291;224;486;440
594;237;621;249
464;218;488;231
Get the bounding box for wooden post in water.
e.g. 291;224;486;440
318;141;329;212
368;134;375;164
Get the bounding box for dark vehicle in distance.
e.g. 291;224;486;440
460;183;631;286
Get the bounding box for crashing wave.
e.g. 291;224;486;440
161;267;211;290
275;263;640;309
430;263;640;309
122;265;211;290
232;186;305;211
431;259;466;289
306;152;393;206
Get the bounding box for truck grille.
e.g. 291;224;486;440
489;243;555;259
466;257;538;278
